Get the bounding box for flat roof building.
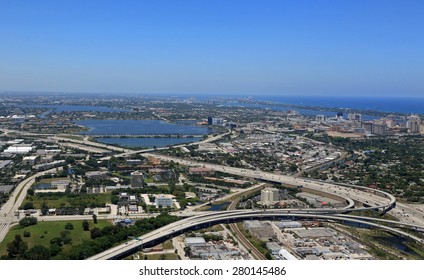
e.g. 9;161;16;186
185;237;206;247
0;185;14;195
278;249;298;260
131;171;144;188
22;155;38;165
155;195;173;208
3;146;33;154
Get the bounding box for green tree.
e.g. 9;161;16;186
19;217;38;227
82;220;90;231
64;223;74;230
23;202;34;210
265;252;272;260
49;243;62;257
7;235;28;258
25;245;50;260
90;227;102;239
41;201;49;216
92;214;97;224
60;230;72;244
50;237;63;246
183;246;191;257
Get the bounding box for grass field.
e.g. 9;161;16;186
0;220;111;258
136;253;179;260
34;177;69;184
162;240;174;250
58;135;85;140
22;192;112;209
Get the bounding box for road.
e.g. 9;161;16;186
0;167;61;242
88;209;424;260
141;153;396;211
3;128;424;260
140;153;424;229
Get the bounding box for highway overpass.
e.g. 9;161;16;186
88;209;424;260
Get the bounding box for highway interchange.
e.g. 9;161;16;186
88;152;424;259
1;130;424;260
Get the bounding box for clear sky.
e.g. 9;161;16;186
0;0;423;96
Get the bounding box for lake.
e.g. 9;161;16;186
76;119;211;135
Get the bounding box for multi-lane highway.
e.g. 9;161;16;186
88;209;424;260
2;128;424;260
0;167;62;242
141;153;424;227
141;153;396;211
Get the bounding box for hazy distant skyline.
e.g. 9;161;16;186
1;0;423;97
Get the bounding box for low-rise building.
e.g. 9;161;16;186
51;180;70;191
278;249;298;260
266;242;282;255
3;146;33;154
155;195;173;208
185;237;207;247
85;171;109;179
131;171;145;188
0;185;14;195
22;155;38;165
33;160;66;171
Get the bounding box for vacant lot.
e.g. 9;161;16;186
0;219;111;258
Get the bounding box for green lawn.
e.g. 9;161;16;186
144;177;154;183
0;220;111;258
35;177;69;184
111;172;131;180
22;192;112;209
58;135;85;140
142;253;179;260
162;240;174;250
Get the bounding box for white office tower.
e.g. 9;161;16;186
316;115;327;122
131;171;144;188
260;188;280;206
348;113;362;122
407;115;420;133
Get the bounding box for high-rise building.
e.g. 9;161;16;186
372;124;387;136
348;113;362;122
130;171;144;188
316;115;327;122
207;116;213;125
260;188;280;206
407;115;420;133
362;122;373;134
212;117;224;126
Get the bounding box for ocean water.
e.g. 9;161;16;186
255;96;424;114
24;104;126;113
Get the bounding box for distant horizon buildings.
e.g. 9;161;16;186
348;113;362;122
316;115;328;123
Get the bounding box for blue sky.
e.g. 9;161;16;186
0;0;423;96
